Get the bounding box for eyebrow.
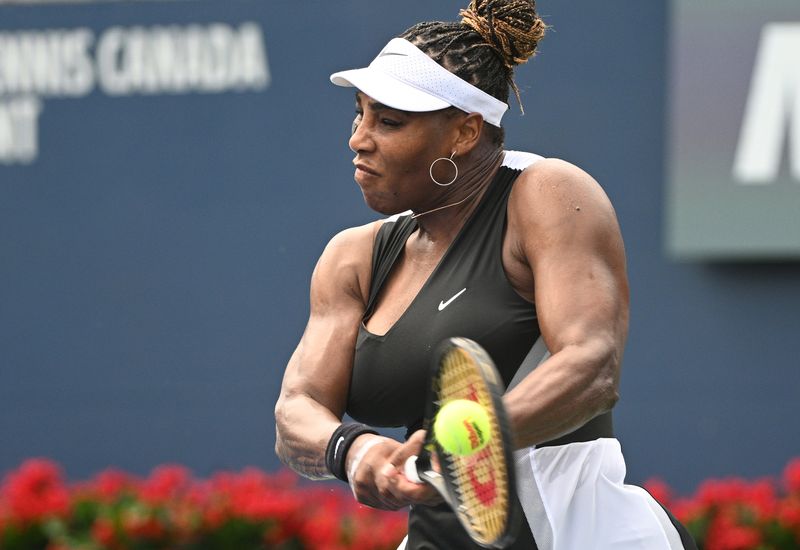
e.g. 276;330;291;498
355;92;405;114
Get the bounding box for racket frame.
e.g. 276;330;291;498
409;337;522;549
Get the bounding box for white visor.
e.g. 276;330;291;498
330;38;508;127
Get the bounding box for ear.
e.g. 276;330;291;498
453;112;485;156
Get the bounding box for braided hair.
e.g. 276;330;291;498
400;0;547;145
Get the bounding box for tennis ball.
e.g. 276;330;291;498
433;399;491;456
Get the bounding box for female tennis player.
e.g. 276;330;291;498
275;1;696;548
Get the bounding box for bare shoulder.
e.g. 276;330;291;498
310;219;384;310
507;158;621;243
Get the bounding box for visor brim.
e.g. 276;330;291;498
330;68;451;113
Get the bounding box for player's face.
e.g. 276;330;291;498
350;92;460;215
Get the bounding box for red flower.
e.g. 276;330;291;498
91;517;118;547
209;467;304;524
697;478;749;507
300;511;342;547
200;505;228;530
705;511;762;550
778;497;800;528
93;468;136;500
2;458;69;522
348;505;407;549
17;457;800;550
671;496;706;525
120;509;166;540
643;477;673;507
784;458;800;495
743;478;777;519
139;464;191;504
172;508;199;543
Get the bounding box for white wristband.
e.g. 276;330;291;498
347;436;384;495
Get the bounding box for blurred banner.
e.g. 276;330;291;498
1;21;269;164
666;0;800;259
0;0;375;479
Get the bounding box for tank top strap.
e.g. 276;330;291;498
433;164;520;278
364;214;417;319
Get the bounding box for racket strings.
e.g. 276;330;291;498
437;347;510;544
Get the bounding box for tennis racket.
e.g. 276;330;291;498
403;337;521;549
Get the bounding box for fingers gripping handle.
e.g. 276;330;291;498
403;455;452;511
404;455;422;484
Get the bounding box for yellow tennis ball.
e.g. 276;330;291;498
434;399;492;456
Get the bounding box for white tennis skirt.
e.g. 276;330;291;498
516;438;686;550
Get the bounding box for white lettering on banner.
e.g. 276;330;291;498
0;29;95;97
96;23;270;95
0;21;270;166
0;96;43;164
733;23;800;184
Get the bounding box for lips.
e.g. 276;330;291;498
354;161;380;177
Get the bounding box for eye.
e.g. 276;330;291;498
381;118;401;127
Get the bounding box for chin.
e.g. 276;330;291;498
364;200;397;216
361;193;405;217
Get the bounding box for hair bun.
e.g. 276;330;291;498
459;0;546;68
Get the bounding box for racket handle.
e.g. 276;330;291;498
404;455;422;484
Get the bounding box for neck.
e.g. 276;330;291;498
411;147;504;234
410;185;483;219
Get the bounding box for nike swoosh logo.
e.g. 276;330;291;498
378;51;409;57
333;436;345;460
438;288;467;311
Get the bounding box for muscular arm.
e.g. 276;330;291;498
274;223;376;479
275;221;440;509
504;158;630;448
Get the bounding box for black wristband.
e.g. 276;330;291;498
325;423;378;482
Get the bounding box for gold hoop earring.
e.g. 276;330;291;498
429;151;458;187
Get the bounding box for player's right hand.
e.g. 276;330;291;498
346;434;407;510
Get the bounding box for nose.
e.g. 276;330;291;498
348;117;374;154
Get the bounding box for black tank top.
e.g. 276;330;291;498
349;152;544;550
349;151;544;433
349;151;614;549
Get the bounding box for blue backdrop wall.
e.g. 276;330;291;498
1;0;798;494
